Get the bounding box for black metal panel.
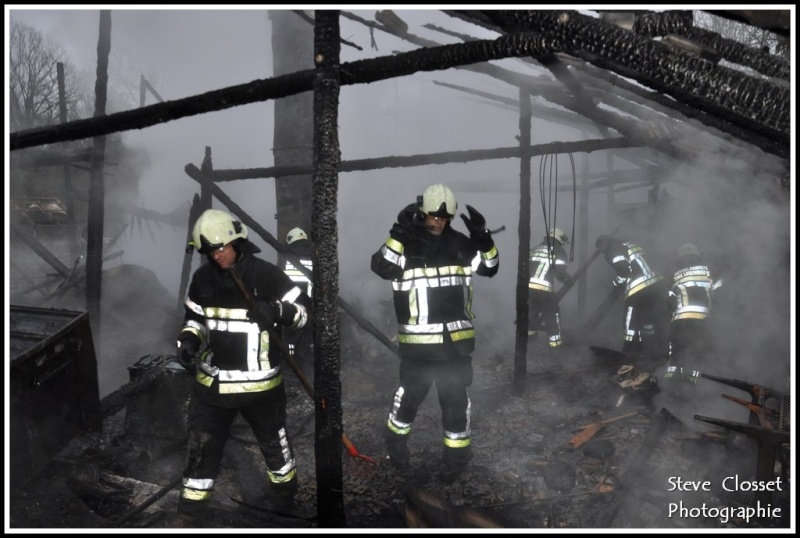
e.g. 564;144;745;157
123;354;192;439
10;305;102;487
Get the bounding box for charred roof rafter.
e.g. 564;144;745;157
451;9;789;153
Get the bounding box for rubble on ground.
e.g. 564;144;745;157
8;333;791;530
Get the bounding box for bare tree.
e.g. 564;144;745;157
8;20;89;132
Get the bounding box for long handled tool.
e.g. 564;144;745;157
228;267;376;465
568;411;638;448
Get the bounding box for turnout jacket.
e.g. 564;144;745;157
602;238;663;300
668;262;714;322
282;240;314;299
371;223;499;360
180;241;310;407
528;240;569;293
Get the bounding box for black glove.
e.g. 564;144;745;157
460;205;492;248
562;274;574;288
248;300;279;331
389;203;421;243
176;333;201;372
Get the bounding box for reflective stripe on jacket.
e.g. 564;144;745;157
669;264;714;321
528;242;568;293
371;224;498;359
180;242;310;405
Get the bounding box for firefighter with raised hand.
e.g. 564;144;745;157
371;183;499;483
528;228;573;349
175;209;311;517
595;234;667;365
281;227;315;382
665;243;719;384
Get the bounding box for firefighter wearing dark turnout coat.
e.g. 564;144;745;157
281;227;315;383
175;209;311;515
528;228;573;348
595;235;668;363
371;183;499;483
665;243;720;383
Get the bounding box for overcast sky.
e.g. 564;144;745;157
6;7;794;406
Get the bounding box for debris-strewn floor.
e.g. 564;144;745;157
8;334;791;530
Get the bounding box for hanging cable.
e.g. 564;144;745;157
537;145;578;266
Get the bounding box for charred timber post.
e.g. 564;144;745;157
183;164;402;360
311;9;346;528
85;10;112;340
513;88;533;393
177;193;203;313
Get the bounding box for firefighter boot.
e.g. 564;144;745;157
257;478;298;514
177;496;208;517
384;430;410;471
439;445;473;484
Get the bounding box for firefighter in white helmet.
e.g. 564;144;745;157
595;234;668;364
176;209;311;516
371;183;499;483
281;227;314;382
528;228;573;349
665;243;721;384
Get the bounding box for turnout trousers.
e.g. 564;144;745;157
388;356;473;444
179;387;296;510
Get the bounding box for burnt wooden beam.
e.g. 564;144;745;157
209;137;660;181
633;11;789;80
9;147;94;169
568;60;788;159
10;20;603;151
431;79;595;132
442;10;788;159
10;212;72;277
362;10;775;163
468;10;788;143
702;9;790;37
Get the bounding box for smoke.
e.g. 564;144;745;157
7;8;792;491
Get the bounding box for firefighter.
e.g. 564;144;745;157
282;227;314;381
528;228;573;349
665;243;719;383
595;234;668;364
175;209;311;515
370;183;499;483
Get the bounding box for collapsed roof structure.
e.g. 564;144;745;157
8;8;792;530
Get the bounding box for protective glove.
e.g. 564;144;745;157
613;275;627;288
389;203;421;243
460;205;492;249
176;333;201;372
248;300;279;331
562;273;574;288
249;300;299;331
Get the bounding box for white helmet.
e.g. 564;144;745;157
548;228;569;245
286;227;308;245
192;209;247;254
421;183;457;218
677;243;701;260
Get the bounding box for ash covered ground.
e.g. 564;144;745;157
9;321;791;531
